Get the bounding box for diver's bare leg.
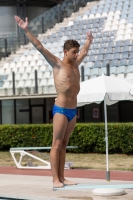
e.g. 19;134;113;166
50;113;68;188
58;116;77;185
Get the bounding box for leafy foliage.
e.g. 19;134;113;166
0;123;133;154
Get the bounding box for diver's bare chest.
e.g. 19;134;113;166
60;67;80;81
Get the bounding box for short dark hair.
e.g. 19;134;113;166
63;39;80;51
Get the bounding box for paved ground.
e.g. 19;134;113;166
0;167;133;181
0;167;133;200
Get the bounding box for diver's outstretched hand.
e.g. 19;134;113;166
86;31;93;43
14;15;28;30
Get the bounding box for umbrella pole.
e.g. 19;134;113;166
104;99;110;181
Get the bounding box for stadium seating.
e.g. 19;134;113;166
0;0;133;97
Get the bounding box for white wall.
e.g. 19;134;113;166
2;100;14;124
0;6;50;35
0;6;17;35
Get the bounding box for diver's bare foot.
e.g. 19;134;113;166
53;180;64;188
63;179;77;186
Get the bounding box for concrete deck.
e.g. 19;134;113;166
0;173;133;200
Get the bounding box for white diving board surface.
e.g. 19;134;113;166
53;183;133;191
10;146;78;170
0;197;27;200
10;146;78;151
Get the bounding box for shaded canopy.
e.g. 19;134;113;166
77;74;133;107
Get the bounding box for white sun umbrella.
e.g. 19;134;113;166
77;74;133;181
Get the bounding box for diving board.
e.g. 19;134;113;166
10;146;78;170
53;183;133;191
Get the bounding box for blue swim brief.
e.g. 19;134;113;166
52;105;77;121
